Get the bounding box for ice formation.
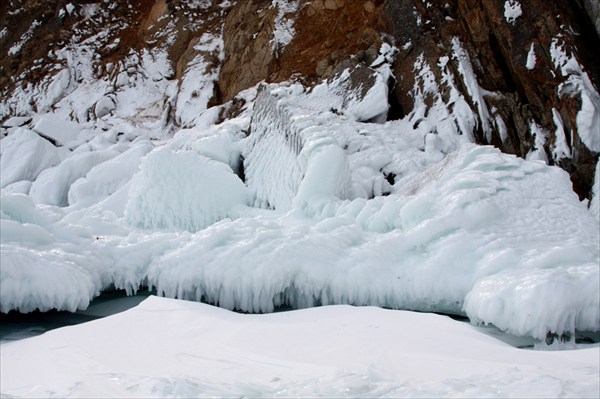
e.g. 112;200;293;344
1;51;599;342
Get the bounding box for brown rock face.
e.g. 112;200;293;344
1;0;598;199
218;0;599;199
381;0;600;199
219;0;385;102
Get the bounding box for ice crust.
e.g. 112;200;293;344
1;71;599;340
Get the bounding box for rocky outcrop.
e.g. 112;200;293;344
1;0;599;199
219;0;385;102
381;0;600;199
217;0;600;200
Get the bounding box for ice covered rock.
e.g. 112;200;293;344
125;149;250;232
0;128;68;189
94;97;116;119
149;141;600;340
68;142;154;208
33;116;83;147
29;149;119;207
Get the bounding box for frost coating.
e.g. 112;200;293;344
125;149;249;232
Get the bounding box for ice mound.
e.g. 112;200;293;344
125;148;250;232
147;142;599;338
0;194;105;313
244;85;352;210
0;78;598;340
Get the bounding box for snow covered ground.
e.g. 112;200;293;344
1;296;598;398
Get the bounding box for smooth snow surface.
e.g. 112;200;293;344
1;296;598;398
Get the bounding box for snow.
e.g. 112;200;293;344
0;5;599;396
124;148;249;232
271;0;300;52
551;108;571;161
1;296;598;398
452;38;492;141
550;36;600;153
68;141;154;209
174;33;224;128
29;149;119;206
526;121;548;162
526;43;537;70
0;128;68;188
504;0;523;25
7;20;41;56
32;116;84;147
591;161;600;221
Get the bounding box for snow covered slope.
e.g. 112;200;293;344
1;296;598;398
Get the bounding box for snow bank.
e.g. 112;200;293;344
2;296;598;398
0;194;106;313
125;149;249;232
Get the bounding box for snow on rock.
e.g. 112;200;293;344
551;108;571;161
526;121;548;162
29;149;119;207
550;36;600;153
0;128;68;188
7;20;41;56
271;0;300;52
67;141;154;209
33;116;84;147
504;1;522;25
451;37;492;141
591;161;600;220
1;116;31;128
175;33;224;128
125;148;249;232
526;43;537;70
308;58;392;123
93;96;116;119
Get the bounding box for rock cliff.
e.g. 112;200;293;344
1;0;599;199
